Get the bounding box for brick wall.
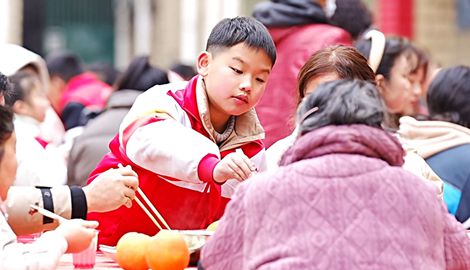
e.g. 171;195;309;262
414;0;470;66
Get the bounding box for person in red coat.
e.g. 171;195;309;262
252;0;354;147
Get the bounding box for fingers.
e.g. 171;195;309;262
121;175;139;191
124;197;133;208
227;158;251;180
236;149;257;172
76;219;99;229
225;151;256;181
115;165;138;177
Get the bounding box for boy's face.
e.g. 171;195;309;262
198;43;272;122
23;83;50;123
0;131;17;201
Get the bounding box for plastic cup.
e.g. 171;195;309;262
17;232;41;244
73;233;98;269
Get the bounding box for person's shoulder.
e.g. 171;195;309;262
296;24;351;43
140;80;188;98
383;165;442;199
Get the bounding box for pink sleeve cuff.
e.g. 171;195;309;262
198;154;220;184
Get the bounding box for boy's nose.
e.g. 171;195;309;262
239;78;252;93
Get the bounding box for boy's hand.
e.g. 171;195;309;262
55;219;98;253
83;165;139;213
213;151;257;184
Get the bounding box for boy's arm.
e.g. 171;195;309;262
124;118;220;184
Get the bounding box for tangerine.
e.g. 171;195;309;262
146;230;190;270
116;232;151;270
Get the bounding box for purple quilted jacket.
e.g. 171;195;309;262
201;125;470;270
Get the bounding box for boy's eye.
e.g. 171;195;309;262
256;78;265;83
230;67;243;74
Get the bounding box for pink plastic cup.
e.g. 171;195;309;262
17;232;41;244
73;233;98;269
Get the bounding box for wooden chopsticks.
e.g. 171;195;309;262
118;164;171;230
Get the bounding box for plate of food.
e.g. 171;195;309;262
99;244;117;261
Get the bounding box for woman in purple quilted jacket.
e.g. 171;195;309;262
200;79;470;270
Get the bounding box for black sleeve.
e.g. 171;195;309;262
70;186;88;219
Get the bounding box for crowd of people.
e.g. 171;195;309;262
1;0;470;269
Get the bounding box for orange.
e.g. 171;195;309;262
206;220;219;232
116;232;151;270
146;230;190;270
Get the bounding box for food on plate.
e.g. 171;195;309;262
206;220;219;232
116;232;151;270
146;230;190;270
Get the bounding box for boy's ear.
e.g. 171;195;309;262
197;51;210;76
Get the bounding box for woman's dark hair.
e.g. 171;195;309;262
330;0;373;39
297;45;376;100
427;66;470;128
169;63;197;81
0;106;14;160
114;56;169;91
355;36;415;79
298;79;384;136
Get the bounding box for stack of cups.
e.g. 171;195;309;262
72;232;98;269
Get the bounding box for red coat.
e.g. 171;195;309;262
87;76;266;245
256;24;351;147
58;72;112;115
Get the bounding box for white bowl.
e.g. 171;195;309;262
178;230;214;253
99;244;117;261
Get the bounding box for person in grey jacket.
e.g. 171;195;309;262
67;56;169;186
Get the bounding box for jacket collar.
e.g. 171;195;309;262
280;124;404;167
170;75;265;151
398;116;470;158
252;0;327;27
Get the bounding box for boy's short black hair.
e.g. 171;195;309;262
46;51;84;82
206;17;276;65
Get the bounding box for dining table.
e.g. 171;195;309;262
57;251;120;269
57;251;197;269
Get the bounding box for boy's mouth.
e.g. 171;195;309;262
233;94;248;104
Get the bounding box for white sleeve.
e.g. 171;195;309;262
126;119;221;183
0;215;67;270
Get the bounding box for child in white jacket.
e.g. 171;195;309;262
0;105;98;269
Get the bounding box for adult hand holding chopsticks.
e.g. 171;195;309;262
213;148;258;184
83;165;139;213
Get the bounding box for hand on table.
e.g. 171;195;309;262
55;219;98;253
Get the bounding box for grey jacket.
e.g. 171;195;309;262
67;90;142;186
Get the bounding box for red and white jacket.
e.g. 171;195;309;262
87;76;266;245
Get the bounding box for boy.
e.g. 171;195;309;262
0;105;98;269
88;16;276;245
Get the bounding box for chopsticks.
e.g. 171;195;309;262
118;164;171;230
30;204;67;223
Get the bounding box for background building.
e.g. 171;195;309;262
1;0;469;70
